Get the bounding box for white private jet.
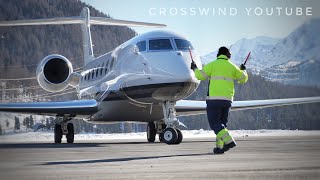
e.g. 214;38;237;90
0;7;319;144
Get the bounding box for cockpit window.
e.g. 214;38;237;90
149;39;173;50
174;39;194;50
136;41;146;52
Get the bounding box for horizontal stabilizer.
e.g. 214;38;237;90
0;17;166;28
0;17;82;26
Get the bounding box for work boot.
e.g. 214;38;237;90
223;141;237;152
213;137;225;154
213;147;224;154
217;128;237;152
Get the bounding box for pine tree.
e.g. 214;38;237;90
14;116;20;130
29;115;34;128
6;120;9;128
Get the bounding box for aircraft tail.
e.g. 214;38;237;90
80;7;94;65
0;7;166;65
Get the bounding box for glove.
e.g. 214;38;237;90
191;61;198;70
240;64;246;70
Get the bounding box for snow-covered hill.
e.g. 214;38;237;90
202;36;279;68
260;59;320;87
201;18;320;87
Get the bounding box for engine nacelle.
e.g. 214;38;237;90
36;54;74;92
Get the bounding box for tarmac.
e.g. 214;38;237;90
0;135;320;180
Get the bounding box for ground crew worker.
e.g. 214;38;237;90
191;46;248;154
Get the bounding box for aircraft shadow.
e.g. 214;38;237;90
41;152;212;166
0;140;215;149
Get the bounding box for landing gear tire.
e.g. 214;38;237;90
158;124;166;142
147;122;156;143
54;124;62;144
163;128;178;145
66;123;74;143
159;133;164;142
174;129;183;144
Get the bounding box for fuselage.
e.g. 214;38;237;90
78;30;201;123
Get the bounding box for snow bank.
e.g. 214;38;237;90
0;129;319;143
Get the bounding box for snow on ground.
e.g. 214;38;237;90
0;130;320;143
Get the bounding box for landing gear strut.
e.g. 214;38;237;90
161;101;184;145
54;117;75;143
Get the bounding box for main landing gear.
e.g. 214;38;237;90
54;117;75;143
146;101;184;145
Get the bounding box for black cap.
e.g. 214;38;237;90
217;46;231;58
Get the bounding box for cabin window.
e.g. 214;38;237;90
136;41;146;52
174;39;194;50
105;61;109;74
110;57;115;69
96;66;99;77
100;63;104;75
91;69;94;80
149;39;173;50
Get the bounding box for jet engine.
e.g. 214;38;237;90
36;54;76;92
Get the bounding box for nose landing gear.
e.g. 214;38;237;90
146;101;184;145
161;101;184;145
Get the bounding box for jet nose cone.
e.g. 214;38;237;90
143;51;200;83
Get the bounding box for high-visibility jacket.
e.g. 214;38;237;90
195;54;248;101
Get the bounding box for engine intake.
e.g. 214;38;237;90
36;54;74;92
43;58;70;84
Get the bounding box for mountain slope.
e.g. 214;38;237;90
0;0;136;102
0;0;139;133
201;18;320;87
201;36;279;67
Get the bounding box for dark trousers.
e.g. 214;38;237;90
206;100;232;134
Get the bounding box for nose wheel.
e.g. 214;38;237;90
163;128;178;144
163;128;183;145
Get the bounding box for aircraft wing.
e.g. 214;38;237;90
175;97;320;116
0;99;98;117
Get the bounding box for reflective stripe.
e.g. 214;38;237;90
216;137;224;149
207;96;233;101
219;131;235;145
237;71;247;81
224;137;234;145
217;128;228;139
210;76;234;82
199;70;209;79
221;133;230;140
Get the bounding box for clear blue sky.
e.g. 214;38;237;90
83;0;320;55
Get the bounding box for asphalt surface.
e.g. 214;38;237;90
0;135;320;180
